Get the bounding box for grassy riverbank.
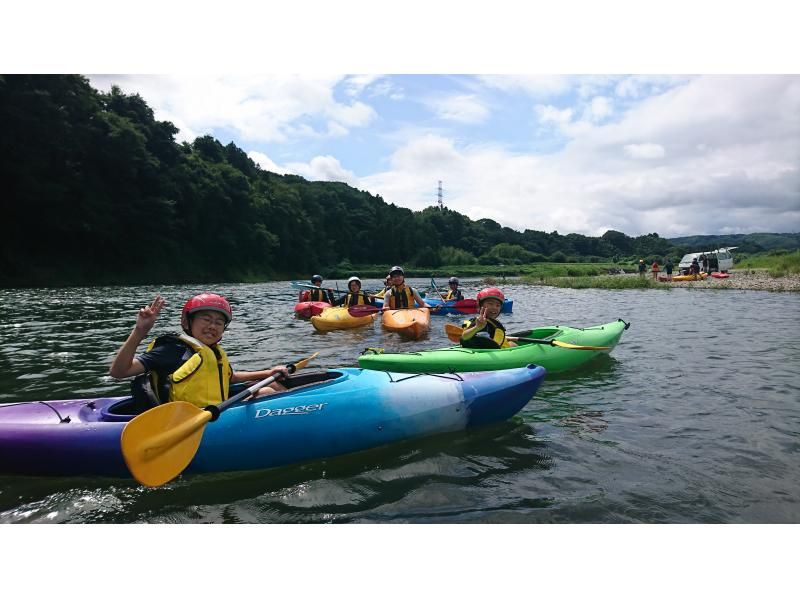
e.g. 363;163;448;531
519;270;800;292
735;250;800;277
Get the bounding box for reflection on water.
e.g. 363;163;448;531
1;281;799;523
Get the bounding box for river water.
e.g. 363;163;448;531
0;279;798;524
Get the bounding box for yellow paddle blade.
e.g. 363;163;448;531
294;352;320;371
444;323;463;343
550;339;610;351
121;401;212;487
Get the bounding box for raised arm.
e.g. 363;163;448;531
109;295;165;379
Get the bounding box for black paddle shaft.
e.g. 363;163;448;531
204;362;297;421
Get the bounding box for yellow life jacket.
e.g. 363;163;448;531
460;317;510;349
145;334;233;408
385;285;416;309
445;289;463;301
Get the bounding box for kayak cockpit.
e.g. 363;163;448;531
102;370;346;421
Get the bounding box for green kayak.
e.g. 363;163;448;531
358;319;630;374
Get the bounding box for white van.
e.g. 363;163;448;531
678;247;736;274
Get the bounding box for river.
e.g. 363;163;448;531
0;280;798;523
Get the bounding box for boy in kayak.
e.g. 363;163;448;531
460;287;515;349
445;276;464;301
109;293;289;410
334;276;376;307
298;274;336;303
383;266;429;310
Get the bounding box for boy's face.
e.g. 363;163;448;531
390;273;404;285
349;281;360;292
189;309;226;345
481;298;502;319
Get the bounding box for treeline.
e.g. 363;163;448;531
3;75;684;287
667;233;800;254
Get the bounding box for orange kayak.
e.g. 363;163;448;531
382;308;430;340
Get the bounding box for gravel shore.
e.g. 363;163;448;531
664;269;800;292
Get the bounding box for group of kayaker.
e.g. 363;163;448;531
112;265;514;413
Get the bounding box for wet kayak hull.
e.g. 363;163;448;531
0;366;545;478
359;320;630;374
382;308;431;340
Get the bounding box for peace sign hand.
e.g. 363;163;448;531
475;305;488;327
135;295;165;335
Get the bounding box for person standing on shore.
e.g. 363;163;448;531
700;254;709;274
665;259;673;281
651;261;660;280
638;259;646;278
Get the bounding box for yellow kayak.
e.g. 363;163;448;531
382;308;430;340
311;307;377;332
672;272;708;281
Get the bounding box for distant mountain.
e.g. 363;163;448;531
667;232;800;253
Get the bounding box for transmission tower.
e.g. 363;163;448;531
437;180;444;210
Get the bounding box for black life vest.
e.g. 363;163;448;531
342;291;372;307
460;317;509;349
308;287;330;302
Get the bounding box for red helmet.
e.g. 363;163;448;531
477;287;505;304
182;293;232;325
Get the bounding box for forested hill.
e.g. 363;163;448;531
1;75;682;287
667;233;800;254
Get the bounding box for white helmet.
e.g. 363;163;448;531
347;276;362;288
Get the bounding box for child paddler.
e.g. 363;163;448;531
383;266;429;310
460;287;515;349
109;293;289;410
334;276;376;307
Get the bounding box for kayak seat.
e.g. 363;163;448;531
282;370;343;390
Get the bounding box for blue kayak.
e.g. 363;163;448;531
373;297;513;315
425;297;513;315
0;366;545;479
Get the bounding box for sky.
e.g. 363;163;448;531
86;73;800;238
4;2;799;242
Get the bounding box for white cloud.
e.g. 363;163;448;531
587;96;613;121
360;75;800;236
247;151;293;175
478;75;573;97
287;155;359;186
427;94;490;123
342;75;382;97
535;104;573;126
88;74;375;143
624;143;665;159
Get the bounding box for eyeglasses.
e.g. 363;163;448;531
195;314;227;327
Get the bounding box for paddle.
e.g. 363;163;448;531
429;277;449;302
347;304;382;317
121;353;319;487
291;281;347;295
347;304;434;317
443;323;610;350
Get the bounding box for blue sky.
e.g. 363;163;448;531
88;73;800;238
6;1;799;239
